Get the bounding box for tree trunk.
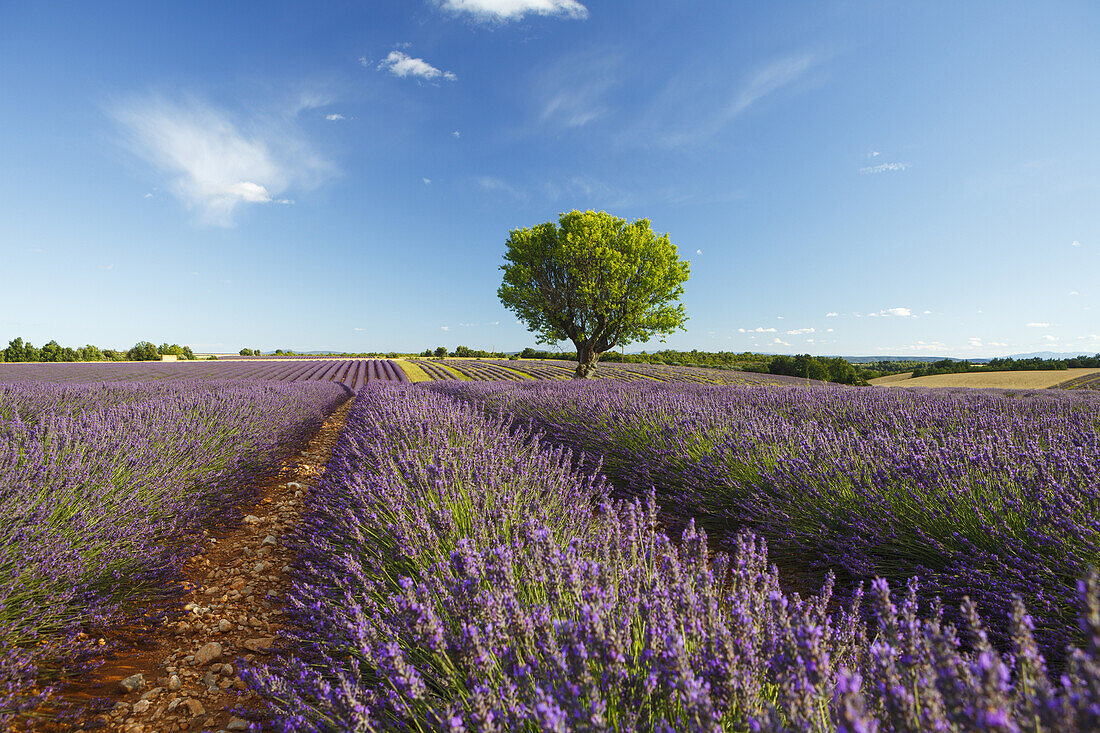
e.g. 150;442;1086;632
574;342;599;379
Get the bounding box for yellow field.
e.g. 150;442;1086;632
392;359;432;383
871;368;1100;390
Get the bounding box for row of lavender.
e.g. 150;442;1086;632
248;383;1100;731
0;380;348;722
0;359;408;391
429;380;1100;658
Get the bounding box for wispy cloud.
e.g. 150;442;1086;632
477;176;525;199
773;337;790;346
353;327;366;331
1042;334;1059;342
378;50;456;82
786;327;814;335
436;0;587;22
696;249;702;255
452;130;461;138
440;325;450;331
860;162;910;174
1072;240;1082;247
1026;322;1051;328
825;312;838;317
537;50;619;128
422;178;432;184
325;113;346;121
635;52;823;147
98;264;114;270
111;95;330;226
738;327;777;333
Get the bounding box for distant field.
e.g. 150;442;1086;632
871;367;1100;389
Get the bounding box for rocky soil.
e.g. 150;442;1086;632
45;400;352;732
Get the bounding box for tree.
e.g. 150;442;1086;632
5;338;26;363
498;210;690;378
127;341;160;361
433;346;447;357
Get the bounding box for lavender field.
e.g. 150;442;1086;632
248;383;1100;731
4;374;1100;730
0;379;346;720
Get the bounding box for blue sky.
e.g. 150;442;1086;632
2;0;1098;356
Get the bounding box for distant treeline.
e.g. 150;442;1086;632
911;355;1100;378
1;337;197;362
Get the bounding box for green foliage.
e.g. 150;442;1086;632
433;346;447;358
910;355;1100;378
126;341;161;361
453;345;473;358
498;210;690;377
766;354;867;385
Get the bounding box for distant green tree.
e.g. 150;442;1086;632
434;346;447;357
127;341;160;361
499;210;690;378
79;345;104;361
23;343;41;362
453;345;472;357
40;340;63;362
5;338;26;362
240;348;253;356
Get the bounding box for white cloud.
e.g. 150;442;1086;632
868;150;881;158
1069;291;1080;296
777;316;784;320
825;312;838;317
98;264;114;270
144;192;154;198
988;341;1008;347
1026;322;1051;328
826;328;834;333
1042;335;1059;342
696;249;702;255
422;178;432;184
1072;240;1082;247
436;0;587;22
898;341;951;352
353;327;366;331
359;56;369;67
111;95;329;226
441;326;450;331
968;337;982;347
1080;334;1100;342
325;113;346;121
922;309;932;315
773;338;790;346
378;50;456;82
860;162;910;174
870;307;913;318
787;327;815;335
452;130;461;138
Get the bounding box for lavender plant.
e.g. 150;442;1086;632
429;380;1100;656
249;384;1100;731
0;379;346;721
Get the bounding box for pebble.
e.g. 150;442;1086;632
118;673;145;693
167;674;181;691
194;641;223;665
131;699;151;714
218;618;233;633
227;718;250;730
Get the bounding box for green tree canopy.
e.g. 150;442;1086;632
498;210;690;378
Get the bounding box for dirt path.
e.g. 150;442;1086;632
45;400;352;732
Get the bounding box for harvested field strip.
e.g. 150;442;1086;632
393;360;432;383
1053;371;1100;390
